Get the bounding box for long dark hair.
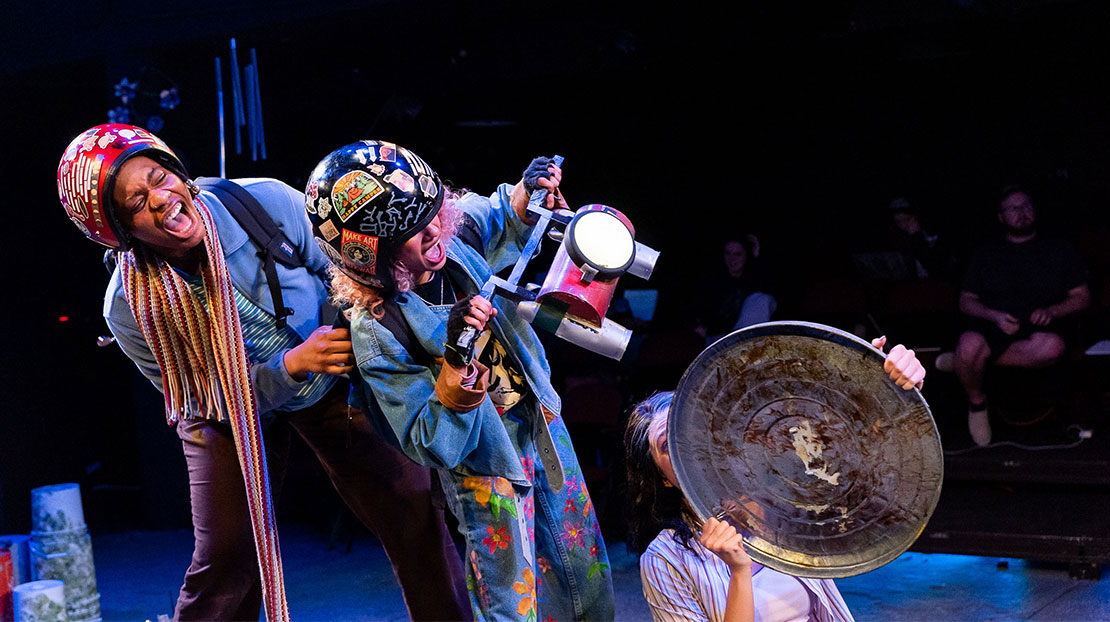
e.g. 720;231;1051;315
624;391;699;553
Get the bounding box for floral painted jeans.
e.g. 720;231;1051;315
439;401;614;622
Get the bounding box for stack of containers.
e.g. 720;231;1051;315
12;580;66;622
28;485;100;622
1;549;11;621
0;537;31;591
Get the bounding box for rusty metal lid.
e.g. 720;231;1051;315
668;321;943;578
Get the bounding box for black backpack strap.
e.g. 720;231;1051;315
456;213;485;258
195;177;303;328
376;298;433;367
195;178;303;268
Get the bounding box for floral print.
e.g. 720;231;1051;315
514;568;537;621
563;520;586;550
464;476;518;520
484;525;512;554
439;414;612;621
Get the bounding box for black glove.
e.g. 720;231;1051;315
444;295;477;368
522;156;555;195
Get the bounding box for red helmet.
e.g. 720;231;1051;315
57;123;191;250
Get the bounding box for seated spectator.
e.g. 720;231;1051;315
887;197;958;281
955;186;1091;446
694;236;777;344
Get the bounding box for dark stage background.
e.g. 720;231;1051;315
2;0;1110;539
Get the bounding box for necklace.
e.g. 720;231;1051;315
414;272;450;305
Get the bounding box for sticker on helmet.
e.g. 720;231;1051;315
406;150;434;178
331;171;384;222
419;174;438;198
378;143;397;162
384;169;415;194
317;237;343;265
307;180;319;201
368;164;385;176
305;198;317;215
341;229;379;274
80;134;99;152
70;216;90;237
317;197;333;219
68;196;89;220
319;219;340;242
117;129;136;139
97;133;115;149
356;193;424;237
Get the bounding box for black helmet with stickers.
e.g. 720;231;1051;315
305;140;442;291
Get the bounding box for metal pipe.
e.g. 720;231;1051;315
214;56;226;178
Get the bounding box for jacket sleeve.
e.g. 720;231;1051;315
351;310;512;472
457;183;536;274
103;270;164;394
104;266;303;415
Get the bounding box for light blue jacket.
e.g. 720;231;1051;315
350;184;561;485
104;178;332;418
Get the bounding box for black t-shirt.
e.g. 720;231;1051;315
961;236;1088;319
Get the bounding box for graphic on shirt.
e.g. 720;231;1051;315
475;332;528;414
384;168;415;193
331;171;385;222
340;229;378;273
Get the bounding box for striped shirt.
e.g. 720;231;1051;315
185;275;335;413
640;529;855;622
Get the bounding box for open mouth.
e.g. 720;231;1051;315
423;239;445;264
162;201;196;236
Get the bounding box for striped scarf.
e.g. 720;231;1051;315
120;198;289;621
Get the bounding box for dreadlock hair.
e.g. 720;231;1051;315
624;391;700;553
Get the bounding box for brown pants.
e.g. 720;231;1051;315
173;383;470;621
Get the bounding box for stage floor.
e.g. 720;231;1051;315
91;524;1110;621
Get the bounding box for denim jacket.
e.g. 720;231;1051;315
350;183;562;486
104;178;333;418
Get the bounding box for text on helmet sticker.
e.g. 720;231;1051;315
340;229;379;274
331;171;385;223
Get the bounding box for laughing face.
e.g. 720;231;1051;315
394;211;448;285
112;156;206;263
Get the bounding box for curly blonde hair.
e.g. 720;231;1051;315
330;186;467;318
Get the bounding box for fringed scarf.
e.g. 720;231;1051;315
120;198;289;621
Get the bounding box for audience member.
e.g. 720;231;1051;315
886;197;958;281
694;235;777;344
955;186;1090;446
